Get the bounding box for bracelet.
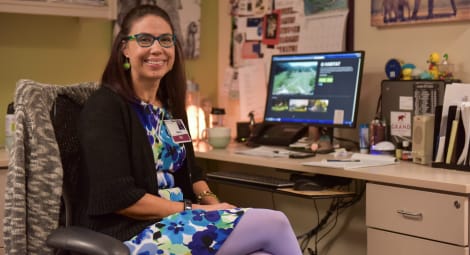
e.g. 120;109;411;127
196;190;218;203
183;199;192;211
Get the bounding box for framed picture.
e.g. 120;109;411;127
262;10;281;45
371;0;470;27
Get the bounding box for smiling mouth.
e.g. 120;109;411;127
145;60;165;65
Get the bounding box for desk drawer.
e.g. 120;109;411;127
368;228;468;255
366;183;468;246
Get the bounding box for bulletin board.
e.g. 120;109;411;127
225;0;355;122
230;0;354;66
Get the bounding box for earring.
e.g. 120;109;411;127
123;58;131;70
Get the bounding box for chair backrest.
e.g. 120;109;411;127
51;95;84;228
3;79;98;255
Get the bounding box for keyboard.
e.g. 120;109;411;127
207;171;294;188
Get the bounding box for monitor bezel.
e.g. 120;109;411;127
262;50;365;129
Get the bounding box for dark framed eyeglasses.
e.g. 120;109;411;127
126;33;176;48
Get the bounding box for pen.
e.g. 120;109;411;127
273;150;289;154
326;159;360;162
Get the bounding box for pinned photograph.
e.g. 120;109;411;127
262;10;281;45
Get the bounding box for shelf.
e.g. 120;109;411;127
0;0;117;19
277;187;355;199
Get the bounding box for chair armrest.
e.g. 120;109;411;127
46;226;130;255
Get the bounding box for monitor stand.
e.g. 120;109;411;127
311;126;334;153
289;126;334;154
247;123;308;147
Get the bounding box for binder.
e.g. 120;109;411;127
432;83;470;171
445;108;460;164
443;105;457;162
432;105;442;161
435;83;470;164
452;115;465;165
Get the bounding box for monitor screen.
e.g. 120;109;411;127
263;51;365;128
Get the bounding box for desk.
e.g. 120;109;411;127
195;142;470;255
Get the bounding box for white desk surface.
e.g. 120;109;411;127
3;143;470;193
0;149;8;169
195;142;470;194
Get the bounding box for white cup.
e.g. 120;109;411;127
203;127;231;149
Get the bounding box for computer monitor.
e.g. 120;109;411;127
252;51;364;146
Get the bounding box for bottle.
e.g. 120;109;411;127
401;140;412;161
395;140;403;160
210;107;226;127
359;123;369;154
5;102;15;152
369;118;386;150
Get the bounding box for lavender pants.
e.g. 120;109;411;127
216;209;302;255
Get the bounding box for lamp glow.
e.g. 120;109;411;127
186;105;206;140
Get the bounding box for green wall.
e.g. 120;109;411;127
186;1;219;105
0;0;219;146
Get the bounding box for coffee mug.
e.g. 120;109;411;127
202;127;231;149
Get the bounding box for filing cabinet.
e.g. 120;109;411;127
366;182;469;255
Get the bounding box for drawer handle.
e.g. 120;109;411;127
396;210;423;219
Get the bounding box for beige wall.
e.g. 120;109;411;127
348;0;470;141
2;0;469;145
0;1;219;146
218;0;470;141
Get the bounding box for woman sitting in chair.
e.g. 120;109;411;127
77;4;301;255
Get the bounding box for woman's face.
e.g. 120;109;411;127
123;15;175;85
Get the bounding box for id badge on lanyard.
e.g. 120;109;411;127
164;119;192;143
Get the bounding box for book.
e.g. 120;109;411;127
443;105;457;162
457;102;470;165
445;108;460;164
435;83;470;163
432;105;442;162
452;113;465;165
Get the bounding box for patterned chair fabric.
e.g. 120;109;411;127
3;79;98;255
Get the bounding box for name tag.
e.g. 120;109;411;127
164;119;192;143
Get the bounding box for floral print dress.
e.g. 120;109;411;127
124;101;247;255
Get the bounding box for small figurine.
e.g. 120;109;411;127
427;52;440;80
401;63;416;80
248;111;256;138
438;53;454;81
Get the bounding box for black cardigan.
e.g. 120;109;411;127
76;86;204;241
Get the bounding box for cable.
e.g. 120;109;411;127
298;199;319;252
297;199;336;254
375;93;382;119
296;182;366;254
313;200;319;255
317;202;340;244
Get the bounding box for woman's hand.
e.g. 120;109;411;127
193;202;237;211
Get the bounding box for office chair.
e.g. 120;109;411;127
3;79;129;255
4;79;273;255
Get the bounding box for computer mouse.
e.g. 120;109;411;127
293;180;324;191
371;141;396;151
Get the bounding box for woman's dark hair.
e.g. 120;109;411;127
101;4;188;121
